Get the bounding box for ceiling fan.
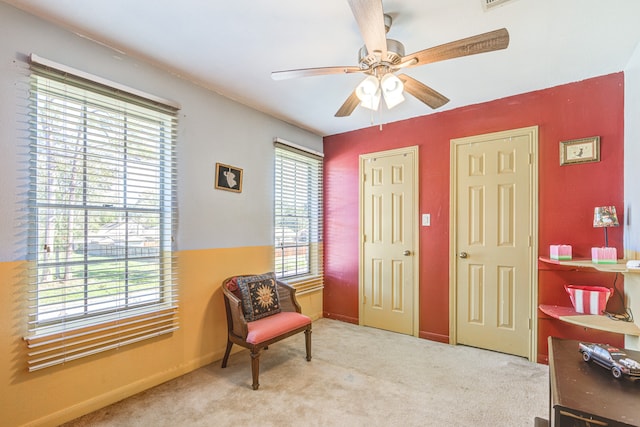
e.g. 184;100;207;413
271;0;509;117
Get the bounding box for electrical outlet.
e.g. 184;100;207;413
422;213;430;226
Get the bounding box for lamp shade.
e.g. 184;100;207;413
380;74;405;109
593;206;619;228
355;76;381;111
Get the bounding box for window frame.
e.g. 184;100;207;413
274;139;324;293
25;55;179;371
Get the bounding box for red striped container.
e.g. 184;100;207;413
565;285;612;314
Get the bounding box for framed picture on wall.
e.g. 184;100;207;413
560;136;600;165
215;163;243;193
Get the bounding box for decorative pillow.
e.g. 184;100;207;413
226;276;239;291
225;276;243;299
237;273;281;322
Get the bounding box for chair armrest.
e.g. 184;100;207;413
277;280;302;314
222;286;249;338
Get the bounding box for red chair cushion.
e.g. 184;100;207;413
246;311;311;345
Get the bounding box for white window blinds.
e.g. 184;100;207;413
25;56;179;371
274;140;324;293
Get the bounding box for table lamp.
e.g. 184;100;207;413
593;206;619;247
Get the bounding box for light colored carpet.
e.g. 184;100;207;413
62;318;549;426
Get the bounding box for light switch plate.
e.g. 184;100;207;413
422;213;430;226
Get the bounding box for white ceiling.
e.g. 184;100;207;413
4;0;640;136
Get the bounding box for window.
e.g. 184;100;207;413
25;56;179;371
274;140;323;292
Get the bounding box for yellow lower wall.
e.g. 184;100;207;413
296;288;324;321
0;246;322;427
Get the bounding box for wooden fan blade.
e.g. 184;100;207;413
398;74;449;109
348;0;387;60
401;28;509;68
335;91;361;117
272;66;363;80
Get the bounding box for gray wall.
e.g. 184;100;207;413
0;2;322;262
625;43;640;257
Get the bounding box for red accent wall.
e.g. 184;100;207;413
323;73;625;360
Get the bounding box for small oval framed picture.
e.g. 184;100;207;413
215;163;243;193
560;136;600;165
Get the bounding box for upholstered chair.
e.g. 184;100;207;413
221;273;312;389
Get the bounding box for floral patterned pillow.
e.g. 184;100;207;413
237;273;281;321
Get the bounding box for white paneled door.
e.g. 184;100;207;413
360;147;418;336
452;127;538;359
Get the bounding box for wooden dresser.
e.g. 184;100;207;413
543;337;640;427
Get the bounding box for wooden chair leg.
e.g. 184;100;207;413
221;340;233;368
305;327;312;362
250;350;261;390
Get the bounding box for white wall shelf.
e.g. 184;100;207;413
538;257;640;349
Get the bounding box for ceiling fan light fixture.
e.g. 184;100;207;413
359;89;381;110
383;90;405;109
381;73;403;93
381;73;405;109
355;75;381;110
272;1;511;119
